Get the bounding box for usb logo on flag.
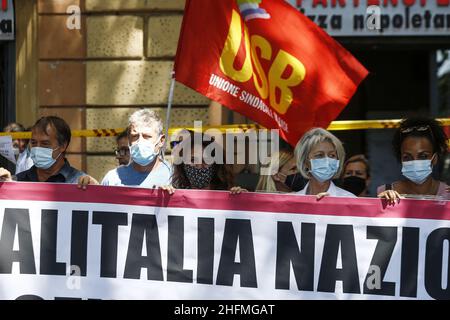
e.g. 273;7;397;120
237;0;271;21
174;0;368;146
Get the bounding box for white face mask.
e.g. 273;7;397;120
130;136;161;166
401;158;433;185
309;157;339;183
30;147;61;170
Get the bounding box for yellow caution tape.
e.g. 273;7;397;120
72;128;124;138
1;118;449;139
0;128;125;139
0;131;31;139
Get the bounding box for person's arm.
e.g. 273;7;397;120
377;183;402;206
230;186;248;194
377;190;402;206
160;185;176;195
77;175;99;190
316;192;330;200
0;168;13;182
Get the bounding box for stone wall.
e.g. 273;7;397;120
35;0;210;181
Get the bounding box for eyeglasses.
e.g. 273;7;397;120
114;148;130;157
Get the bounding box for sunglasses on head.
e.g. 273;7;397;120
400;125;436;146
400;125;431;134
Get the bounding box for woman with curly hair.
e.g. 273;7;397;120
377;117;449;204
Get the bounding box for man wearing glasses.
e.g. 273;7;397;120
115;130;130;166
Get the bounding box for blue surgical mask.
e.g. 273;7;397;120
130;137;160;166
401;159;432;185
30;147;61;170
310;157;339;183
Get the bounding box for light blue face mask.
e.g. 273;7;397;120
310;157;339;183
30;147;61;170
130;137;161;166
401;159;433;185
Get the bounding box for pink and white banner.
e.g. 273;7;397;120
0;182;449;300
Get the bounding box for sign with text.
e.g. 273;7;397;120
0;0;14;41
0;182;449;300
287;0;450;36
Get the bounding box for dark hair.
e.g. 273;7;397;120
172;130;234;190
116;129;128;143
392;117;448;162
4;122;26;132
33;116;71;148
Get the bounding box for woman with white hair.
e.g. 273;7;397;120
294;128;356;199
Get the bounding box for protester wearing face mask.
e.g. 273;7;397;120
294;128;356;199
114;130;130;166
377;117;449;204
2;122;33;175
163;130;245;194
256;149;298;193
341;154;371;197
0;116;95;185
100;109;172;188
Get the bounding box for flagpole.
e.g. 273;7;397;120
164;71;176;152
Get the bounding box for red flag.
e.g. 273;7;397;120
444;126;450;151
174;0;368;146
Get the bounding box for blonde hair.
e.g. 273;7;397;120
294;128;345;180
256;150;294;192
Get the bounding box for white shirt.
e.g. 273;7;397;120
15;149;34;175
297;181;357;198
101;160;172;188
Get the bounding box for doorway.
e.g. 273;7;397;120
0;41;15;129
0;41;15;171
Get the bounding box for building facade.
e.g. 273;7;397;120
1;0;215;180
